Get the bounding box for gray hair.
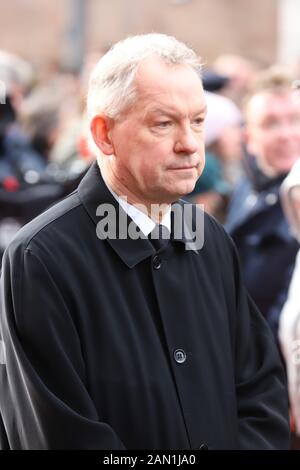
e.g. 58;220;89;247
87;33;202;122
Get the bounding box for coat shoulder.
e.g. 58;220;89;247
4;190;83;260
180;198;235;261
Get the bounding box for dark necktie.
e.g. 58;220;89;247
148;224;171;251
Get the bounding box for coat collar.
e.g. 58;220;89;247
77;162;199;268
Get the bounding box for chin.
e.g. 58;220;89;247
178;179;197;196
168;188;194;202
154;179;197;203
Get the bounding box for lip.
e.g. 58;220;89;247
169;165;198;170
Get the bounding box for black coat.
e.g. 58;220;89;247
0;162;289;449
225;173;299;338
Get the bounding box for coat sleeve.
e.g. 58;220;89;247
0;244;126;450
226;237;290;449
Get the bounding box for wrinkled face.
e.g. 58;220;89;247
245;91;300;177
107;58;206;204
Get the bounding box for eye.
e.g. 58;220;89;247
261;118;279;130
155;121;172;128
193;117;204;126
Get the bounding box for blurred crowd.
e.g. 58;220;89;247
2;47;300;446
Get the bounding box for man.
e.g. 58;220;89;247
225;68;300;341
0;34;289;449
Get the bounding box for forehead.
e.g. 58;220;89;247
246;90;300;123
133;57;205;111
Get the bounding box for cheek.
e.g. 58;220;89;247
264;137;276;152
256;135;274;157
229;133;243;155
143;140;171;166
246;130;263;156
290;134;300;148
132;142;168;182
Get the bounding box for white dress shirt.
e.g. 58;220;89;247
102;177;171;237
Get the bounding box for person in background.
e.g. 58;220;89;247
225;67;300;342
187;151;230;220
279;159;300;444
0;51;47;189
204;91;244;189
213;53;258;105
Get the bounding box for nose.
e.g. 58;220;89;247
174;126;200;155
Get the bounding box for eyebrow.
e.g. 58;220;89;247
149;105;207;118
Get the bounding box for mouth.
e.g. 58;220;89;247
169;164;198;170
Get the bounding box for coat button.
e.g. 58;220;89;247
174;349;186;364
199;443;209;450
152;255;162;270
265;193;277;206
245;193;258;207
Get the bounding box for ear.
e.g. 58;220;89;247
90;115;114;156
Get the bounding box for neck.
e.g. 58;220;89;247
97;157;171;224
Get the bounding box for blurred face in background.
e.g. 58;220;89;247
212;125;243;163
245;90;300;177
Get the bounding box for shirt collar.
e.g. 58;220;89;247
102;176;171;236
